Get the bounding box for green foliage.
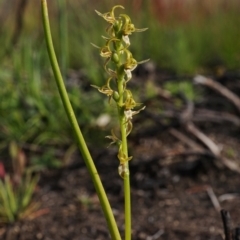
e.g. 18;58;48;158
1;0;240;169
0;37;107;168
0;142;39;223
0;172;39;223
129;2;240;74
1;1;240;79
163;80;198;101
31;151;62;170
0;41;68;149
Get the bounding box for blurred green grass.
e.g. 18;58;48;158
0;0;239;167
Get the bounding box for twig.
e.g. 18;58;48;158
146;229;164;240
194;75;240;113
186;122;221;156
206;187;221;212
221;210;233;240
186;185;221;212
219;194;240;202
179;95;194;124
169;128;203;151
194;109;240;127
234;227;240;240
220;157;240;174
142;96;240;173
185;122;240;173
143;108;240;127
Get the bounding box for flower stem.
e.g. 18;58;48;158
124;173;131;240
41;1;121;239
117;77;132;240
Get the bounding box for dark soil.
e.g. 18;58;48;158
1;69;240;240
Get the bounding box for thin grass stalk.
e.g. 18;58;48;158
57;0;68;77
5;175;17;216
41;1;121;239
21;174;39;209
0;179;14;222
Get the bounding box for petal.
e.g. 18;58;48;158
138;59;150;64
122;35;130;46
134;27;148;32
90;43;100;49
124;69;132;81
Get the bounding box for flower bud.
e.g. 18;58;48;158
113;91;120;102
113;20;122;33
118;163;129;178
112;52;119;64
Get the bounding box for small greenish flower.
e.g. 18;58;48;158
119;14;136;37
124;110;133;120
123;90;141;110
124;106;146;136
91;78;115;102
117;146;132;178
124;106;146;121
125;58;150;81
100;45;112;58
95;5;124;24
105;129;121;147
106;67;117;78
123;50;138;70
93;38;120;58
96;85;113;97
120;14;148;36
117;145;132;164
118;163;129;179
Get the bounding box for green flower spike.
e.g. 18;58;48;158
94;5;149;239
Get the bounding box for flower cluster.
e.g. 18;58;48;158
94;5;148;178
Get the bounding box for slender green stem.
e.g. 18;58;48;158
41;1;121;239
122;125;131;240
117;77;131;240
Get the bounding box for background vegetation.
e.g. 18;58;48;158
0;0;240;169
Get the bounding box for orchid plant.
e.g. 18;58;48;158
41;1;147;239
92;6;148;239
